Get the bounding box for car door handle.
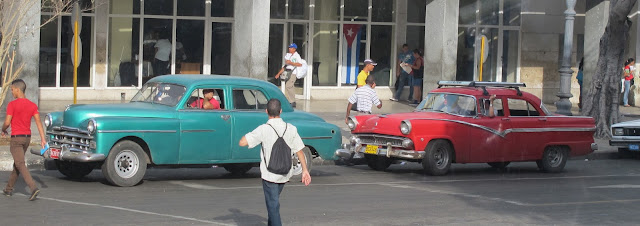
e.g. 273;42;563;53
538;118;547;121
221;114;231;121
502;118;510;121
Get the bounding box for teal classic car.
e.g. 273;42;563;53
33;75;343;186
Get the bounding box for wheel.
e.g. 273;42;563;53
56;160;94;179
365;154;392;171
223;164;253;175
618;148;632;158
101;140;148;187
487;162;510;169
422;140;453;176
292;147;313;175
539;146;568;173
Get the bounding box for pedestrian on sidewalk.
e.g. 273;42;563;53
2;79;45;201
623;58;635;107
346;75;382;124
391;44;415;102
275;43;303;108
409;49;424;105
356;59;377;88
239;98;311;226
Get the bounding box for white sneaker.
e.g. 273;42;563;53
389;98;398;101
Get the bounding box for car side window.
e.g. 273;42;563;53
507;98;540;116
480;98;504;116
185;88;225;110
233;89;268;110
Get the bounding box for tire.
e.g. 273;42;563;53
365;154;392;171
539;146;568;173
223;164;253;175
422;140;453;176
487;162;511;169
56;160;94;179
292;147;313;174
101;140;148;187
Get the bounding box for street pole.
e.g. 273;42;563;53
556;0;576;116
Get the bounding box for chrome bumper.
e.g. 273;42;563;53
591;143;598;151
30;144;106;162
609;139;640;147
338;143;424;160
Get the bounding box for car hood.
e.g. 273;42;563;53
62;102;175;127
612;119;640;128
356;111;452;136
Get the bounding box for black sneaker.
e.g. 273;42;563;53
28;189;40;201
2;189;11;196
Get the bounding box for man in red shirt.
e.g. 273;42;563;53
190;89;220;109
2;79;46;201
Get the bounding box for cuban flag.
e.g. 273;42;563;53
341;24;362;84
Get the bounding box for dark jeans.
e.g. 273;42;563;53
262;179;285;226
5;137;38;193
153;59;169;77
394;73;410;99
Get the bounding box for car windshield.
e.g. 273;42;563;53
131;82;186;107
417;93;477;116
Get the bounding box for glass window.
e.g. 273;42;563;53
459;0;477;25
268;24;284;86
144;0;172;15
211;0;234;17
178;0;205;16
131;82;187;107
315;0;340;21
313;23;339;86
407;0;426;23
233;89;268;110
143;19;172;80
406;26;425;54
456;27;475;81
370;25;392;86
212;23;232;75
502;30;519;83
289;0;310;20
344;0;368;21
39;16;57;87
507;98;540;116
372;0;394;22
341;24;366;85
420;93;477;116
108;18;141;87
185;88;225;109
504;0;521;26
479;0;499;25
478;28;499;81
480;98;503;116
176;20;205;74
271;0;286;19
60;16;92;87
111;0;140;14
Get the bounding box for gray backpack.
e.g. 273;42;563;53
262;124;292;175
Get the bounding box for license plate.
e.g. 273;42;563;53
50;148;60;159
630;144;639;151
364;145;379;154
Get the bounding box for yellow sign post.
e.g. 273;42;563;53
479;36;486;81
71;2;82;104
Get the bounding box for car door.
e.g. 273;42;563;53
229;87;269;161
178;87;232;163
467;96;509;162
502;98;547;161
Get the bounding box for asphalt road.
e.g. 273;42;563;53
2;158;640;225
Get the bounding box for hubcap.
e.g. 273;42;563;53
114;150;139;179
434;147;449;169
547;149;563;167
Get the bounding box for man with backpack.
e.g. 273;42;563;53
239;98;311;226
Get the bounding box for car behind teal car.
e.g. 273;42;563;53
33;75;342;186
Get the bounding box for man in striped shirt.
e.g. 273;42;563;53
345;75;382;124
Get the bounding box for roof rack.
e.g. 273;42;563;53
437;81;526;96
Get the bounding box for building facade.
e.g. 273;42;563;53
18;0;640;106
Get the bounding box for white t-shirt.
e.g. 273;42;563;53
284;52;302;74
244;118;305;183
154;39;172;61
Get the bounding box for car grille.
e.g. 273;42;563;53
355;134;405;147
624;128;640;136
48;127;94;151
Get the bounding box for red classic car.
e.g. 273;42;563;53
340;81;597;175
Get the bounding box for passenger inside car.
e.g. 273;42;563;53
187;89;223;110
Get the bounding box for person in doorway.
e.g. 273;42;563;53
2;79;46;201
357;59;377;88
623;57;635;107
392;44;415;102
346;75;382;124
275;43;303;108
190;89;220;110
409;49;424;105
576;57;584;110
153;32;172;77
239;98;311;226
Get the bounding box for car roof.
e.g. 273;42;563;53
148;74;268;87
430;87;541;101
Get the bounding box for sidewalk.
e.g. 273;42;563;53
0;99;637;171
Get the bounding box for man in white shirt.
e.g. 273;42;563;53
239;98;311;226
275;43;302;108
154;33;172;77
345;75;382;124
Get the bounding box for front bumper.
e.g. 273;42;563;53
30;144;106;162
609;139;640;147
337;143;424;160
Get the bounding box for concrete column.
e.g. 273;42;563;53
423;0;459;93
231;0;270;80
583;0;609;103
94;0;109;90
392;0;407;97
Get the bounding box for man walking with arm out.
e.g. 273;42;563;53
2;79;46;201
239;98;311;226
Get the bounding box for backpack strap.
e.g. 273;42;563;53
267;123;287;138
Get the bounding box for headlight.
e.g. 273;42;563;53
613;128;624;136
402;139;414;149
400;120;412;135
87;119;97;134
44;114;52;128
347;116;358;130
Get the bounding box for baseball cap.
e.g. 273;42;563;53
364;59;377;66
288;43;297;49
